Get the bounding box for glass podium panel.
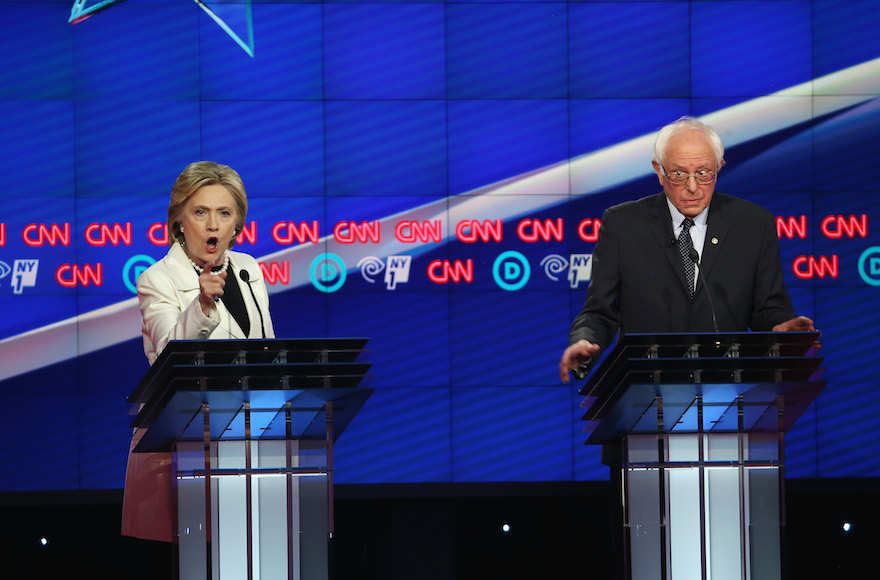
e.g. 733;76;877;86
626;432;781;580
176;438;330;580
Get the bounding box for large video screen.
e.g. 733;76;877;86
1;0;878;491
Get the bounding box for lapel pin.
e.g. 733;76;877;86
711;237;718;245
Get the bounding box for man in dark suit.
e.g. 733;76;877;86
559;116;815;381
558;116;817;580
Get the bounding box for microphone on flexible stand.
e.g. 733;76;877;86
688;247;719;335
239;269;267;339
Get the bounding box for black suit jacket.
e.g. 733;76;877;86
569;192;796;352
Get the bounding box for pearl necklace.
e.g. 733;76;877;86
188;251;230;276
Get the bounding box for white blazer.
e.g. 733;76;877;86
137;243;275;364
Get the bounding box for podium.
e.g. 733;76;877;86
128;338;373;580
579;332;824;580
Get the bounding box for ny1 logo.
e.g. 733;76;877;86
357;256;412;290
0;259;39;294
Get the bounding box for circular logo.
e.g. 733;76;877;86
539;254;568;282
858;246;880;286
310;253;347;293
492;251;530;291
123;255;156;294
357;256;384;284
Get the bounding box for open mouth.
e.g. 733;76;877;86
206;237;219;252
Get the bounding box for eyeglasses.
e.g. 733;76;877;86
661;166;719;186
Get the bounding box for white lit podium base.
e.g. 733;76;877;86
175;439;330;580
625;432;781;580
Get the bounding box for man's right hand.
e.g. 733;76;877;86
559;340;602;383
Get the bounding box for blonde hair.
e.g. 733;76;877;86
167;161;248;248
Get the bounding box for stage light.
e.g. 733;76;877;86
842;522;852;533
501;523;511;533
40;537;48;547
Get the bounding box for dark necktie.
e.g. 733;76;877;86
679;218;695;299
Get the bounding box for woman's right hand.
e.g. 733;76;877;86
198;257;227;316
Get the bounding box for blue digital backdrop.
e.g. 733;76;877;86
1;0;879;491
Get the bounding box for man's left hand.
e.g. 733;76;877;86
772;315;816;332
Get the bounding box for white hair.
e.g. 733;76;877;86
652;116;725;168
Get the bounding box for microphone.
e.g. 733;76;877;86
239;269;267;339
688;247;719;334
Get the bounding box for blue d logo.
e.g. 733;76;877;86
493;251;530;291
310;253;347;293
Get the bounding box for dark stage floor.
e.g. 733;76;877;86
1;479;876;579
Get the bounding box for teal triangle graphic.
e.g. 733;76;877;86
69;0;255;58
196;0;255;58
69;0;127;24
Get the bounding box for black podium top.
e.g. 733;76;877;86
128;338;373;452
578;332;825;444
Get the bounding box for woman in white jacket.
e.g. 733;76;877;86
122;161;274;542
